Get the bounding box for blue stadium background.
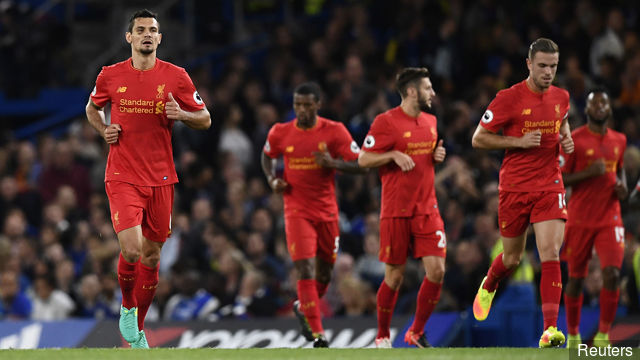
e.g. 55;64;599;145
0;0;639;348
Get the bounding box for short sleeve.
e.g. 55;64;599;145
559;148;575;174
362;115;395;153
618;135;627;169
480;90;513;133
331;123;360;161
90;67;110;108
264;125;283;158
562;90;571;120
177;68;206;112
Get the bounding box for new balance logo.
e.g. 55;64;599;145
117;86;127;93
521;108;531;115
552;282;563;288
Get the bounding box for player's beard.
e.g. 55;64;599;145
417;93;431;112
589;115;608;126
535;77;551;91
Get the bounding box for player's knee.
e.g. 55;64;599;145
142;253;160;268
294;260;314;279
120;248;141;263
602;266;620;287
427;265;445;283
385;274;404;290
503;253;521;269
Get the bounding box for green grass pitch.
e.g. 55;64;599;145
0;348;576;360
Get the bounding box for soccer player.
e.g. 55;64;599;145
470;38;574;348
85;9;211;348
561;90;627;348
358;67;447;349
261;82;364;348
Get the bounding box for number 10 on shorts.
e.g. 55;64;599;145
558;193;566;209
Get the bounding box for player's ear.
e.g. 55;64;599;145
158;33;162;45
125;32;132;44
526;57;532;72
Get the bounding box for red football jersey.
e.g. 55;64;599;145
90;58;206;186
561;126;626;227
480;80;570;192
263;117;360;221
362;106;439;219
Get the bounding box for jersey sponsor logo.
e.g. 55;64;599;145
521;108;531;115
406;141;436;155
288;157;320;170
91;86;97;96
364;135;375;148
586;148;594;156
193;91;204;105
554;104;561;118
264;140;271;152
481;110;493;124
522;120;560;135
156;84;165;98
350;141;360;154
119;98;158;114
117;86;127;93
286;146;294;153
403;131;411;138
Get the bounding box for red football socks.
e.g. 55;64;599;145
598;288;619;334
376;280;399;339
483;253;515;292
540;261;562;329
564;293;583;336
316;280;328;298
135;262;159;330
118;253;138;309
410;277;442;334
297;279;323;334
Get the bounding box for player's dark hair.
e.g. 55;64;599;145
528;38;559;60
396;67;430;98
128;9;158;32
294;82;322;102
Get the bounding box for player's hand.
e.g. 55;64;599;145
588;159;606;177
268;177;288;193
103;124;121;144
560;133;574;154
392;150;415;172
519;130;541;148
433;139;446;163
614;178;628;200
313;151;336;168
165;92;184;120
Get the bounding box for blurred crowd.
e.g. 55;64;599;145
1;0;640;322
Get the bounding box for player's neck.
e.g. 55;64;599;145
131;53;157;71
525;77;547;93
296;117;317;130
400;102;420;118
587;120;607;135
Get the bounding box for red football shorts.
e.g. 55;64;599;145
284;217;339;263
379;212;446;265
498;191;568;237
562;225;625;278
105;181;174;243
